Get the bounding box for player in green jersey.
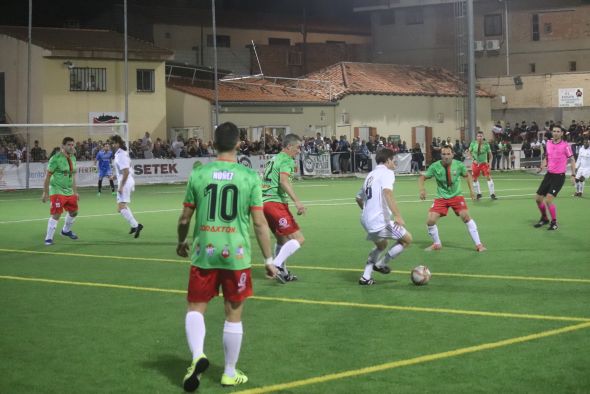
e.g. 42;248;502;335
261;133;306;283
176;122;278;391
418;146;486;252
468;131;497;200
41;137;79;245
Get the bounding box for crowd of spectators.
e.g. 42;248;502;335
492;119;590;143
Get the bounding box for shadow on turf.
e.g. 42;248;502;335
142;354;223;388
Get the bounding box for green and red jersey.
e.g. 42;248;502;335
424;160;467;199
47;152;76;196
183;159;263;270
261;152;295;203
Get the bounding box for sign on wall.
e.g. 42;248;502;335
558;88;583;107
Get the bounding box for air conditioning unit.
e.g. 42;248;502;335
485;39;500;51
475;41;484;51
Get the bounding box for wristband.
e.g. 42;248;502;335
264;257;274;266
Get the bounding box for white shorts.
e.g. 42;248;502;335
575;167;590;180
365;221;407;242
117;179;135;203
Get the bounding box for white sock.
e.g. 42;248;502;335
381;243;405;266
46;217;58;240
427;225;441;245
581;181;585;193
487;180;495;195
186;311;206;361
367;247;381;264
466;219;482;245
62;213;76;232
473;181;481;194
362;261;374;280
274;243;283;258
273;239;300;268
223;321;243;377
120;207;138;228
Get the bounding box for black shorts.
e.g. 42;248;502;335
536;172;565;197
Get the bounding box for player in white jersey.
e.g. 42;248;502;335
355;148;413;285
111;135;143;237
574;139;590;197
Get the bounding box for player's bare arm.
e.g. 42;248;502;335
383;188;405;227
176;205;195;257
41;171;52;203
464;172;476;200
119;168;129;193
418;174;429;200
355;195;364;209
570;156;577;185
279;172;305;215
251;209;278;278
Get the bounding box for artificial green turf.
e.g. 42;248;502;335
0;172;589;393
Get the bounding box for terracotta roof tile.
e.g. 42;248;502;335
0;26;173;59
167;77;329;103
299;62;493;99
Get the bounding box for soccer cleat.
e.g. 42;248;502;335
490;194;497;200
424;243;442;251
373;263;391;274
61;230;78;240
97;192;101;197
475;244;487;252
277;266;297;282
220;369;248;387
533;218;550;228
112;191;117;196
476;193;482;200
548;221;558;231
358;276;375;286
130;223;144;238
44;239;53;246
183;354;209;392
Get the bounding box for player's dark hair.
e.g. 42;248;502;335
111;135;127;151
441;145;453;154
62;137;74;145
375;148;394;164
282;133;301;148
214;122;240;153
477;131;484;135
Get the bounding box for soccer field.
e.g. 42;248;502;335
1;172;589;393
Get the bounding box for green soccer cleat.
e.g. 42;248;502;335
183;354;209;392
220;369;248;387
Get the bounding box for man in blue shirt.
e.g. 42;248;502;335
95;142;115;196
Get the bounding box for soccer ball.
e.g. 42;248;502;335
411;265;432;286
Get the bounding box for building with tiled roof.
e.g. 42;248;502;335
0;26;173;146
166;62;493;153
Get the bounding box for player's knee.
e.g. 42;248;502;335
69;211;78;217
580;176;585;183
402;232;413;246
296;234;305;245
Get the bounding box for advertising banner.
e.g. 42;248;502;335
558;88;583;107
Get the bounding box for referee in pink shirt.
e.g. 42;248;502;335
534;127;576;230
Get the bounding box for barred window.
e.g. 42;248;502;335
484;14;502;36
136;69;155;92
207;34;230;48
69;68;106;92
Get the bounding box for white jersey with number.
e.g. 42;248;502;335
357;164;396;233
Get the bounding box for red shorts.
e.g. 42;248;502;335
429;196;468;217
50;194;78;215
471;162;490;180
187;266;252;303
263;202;300;236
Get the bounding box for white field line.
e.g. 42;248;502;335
0;192;538;225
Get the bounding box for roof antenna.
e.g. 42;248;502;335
251;40;263;77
